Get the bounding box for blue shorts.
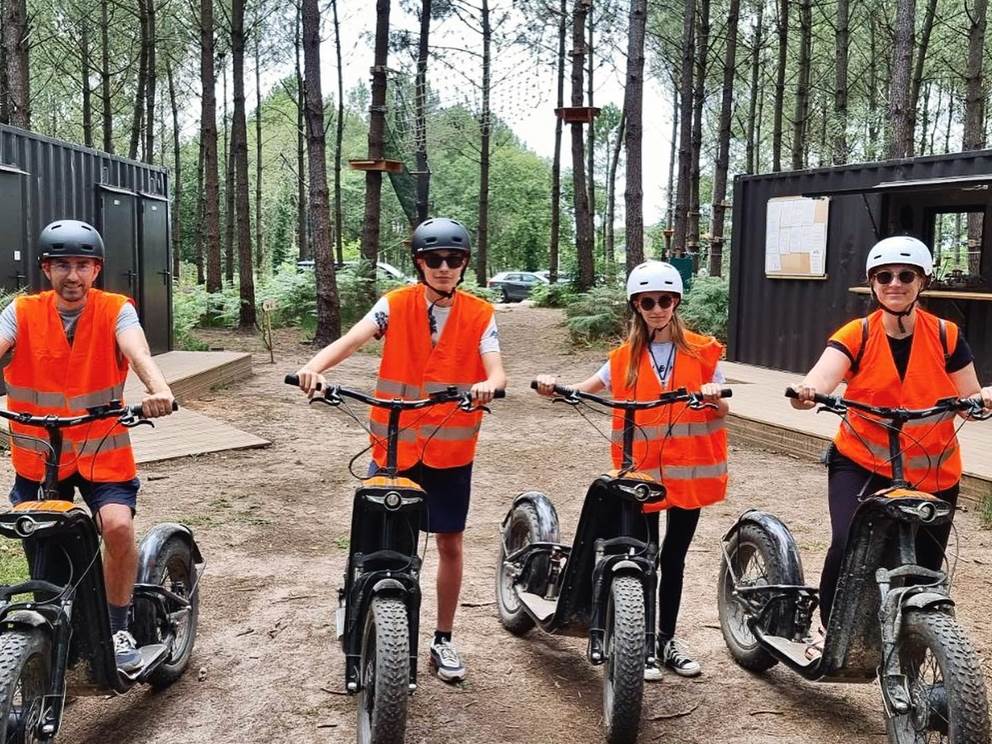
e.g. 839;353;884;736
9;473;140;515
368;461;473;534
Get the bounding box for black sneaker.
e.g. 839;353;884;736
113;630;143;674
429;638;466;683
660;638;701;677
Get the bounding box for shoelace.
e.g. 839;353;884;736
435;641;461;667
113;631;137;653
665;640;694;666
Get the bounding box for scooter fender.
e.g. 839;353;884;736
902;592;954;612
611;560;641;574
371;578;408;596
0;609;50;629
136;522;204;583
504;491;560;540
722;509;805;584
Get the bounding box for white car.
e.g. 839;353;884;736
296;259;415;284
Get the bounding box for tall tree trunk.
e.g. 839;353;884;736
167;58;181;280
3;0;29;128
101;0;112;151
929;83;943;154
666;78;678;233
201;0;222;292
867;12;879;160
144;0;156;163
623;0;647;271
771;0;788;171
548;0;566;283
255;26;264;273
303;0;342;344
673;0;696;256
295;4;308;261
231;0;255;329
571;0;594;290
945;86;955;153
81;17;93;147
360;0;390;293
195;138;205;284
791;0;811;170
832;0;848;163
223;63;235;285
130;0;148;160
414;0;431;225
710;0;740;277
962;0;988;150
475;0;492;285
907;0;938;156
332;0;345;263
918;81;930;155
606;110;625;267
688;0;710;257
746;0;763;173
887;0;915;158
586;4;595;258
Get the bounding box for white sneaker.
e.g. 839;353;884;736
660;638;701;677
430;638;466;683
113;630;143;673
643;659;663;682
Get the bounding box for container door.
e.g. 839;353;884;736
98;188;138;299
138;196;171;353
0;168;28;292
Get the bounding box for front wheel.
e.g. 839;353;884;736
495;501;557;635
885;610;990;744
357;596;410;744
0;629;51;744
603;575;645;744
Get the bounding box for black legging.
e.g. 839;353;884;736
819;446;958;625
649;506;701;641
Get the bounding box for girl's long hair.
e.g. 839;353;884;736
625;304;698;389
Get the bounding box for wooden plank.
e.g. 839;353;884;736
848;287;992;301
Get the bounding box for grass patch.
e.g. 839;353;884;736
980;493;992;529
0;541;29;585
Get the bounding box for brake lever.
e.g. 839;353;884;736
310;392;342;407
815;403;846;416
119;414;154;429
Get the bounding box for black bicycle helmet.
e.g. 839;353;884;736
38;220;105;263
411;217;471;254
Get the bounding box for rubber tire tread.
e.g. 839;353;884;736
717;522;786;672
134;536;200;689
885;610;990;744
495;503;545;635
604;575;645;744
0;629;50;743
360;597;409;744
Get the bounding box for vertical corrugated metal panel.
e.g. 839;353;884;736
730;150;992;381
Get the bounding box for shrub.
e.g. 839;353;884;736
530;282;577;308
458;278;497;303
564;284;628;344
680;275;729;343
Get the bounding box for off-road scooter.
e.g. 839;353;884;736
0;400;202;743
495;382;731;744
718;388;990;744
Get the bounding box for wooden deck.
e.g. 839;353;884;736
723;361;992;505
1;351;269;464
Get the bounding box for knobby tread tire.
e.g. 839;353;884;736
604;575;645;744
885;610;991;744
358;597;409;744
495;503;544;635
0;629;50;743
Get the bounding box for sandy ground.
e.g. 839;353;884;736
19;303;992;744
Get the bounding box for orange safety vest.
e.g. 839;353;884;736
831;309;961;492
4;289;136;483
608;331;728;511
371;284;492;471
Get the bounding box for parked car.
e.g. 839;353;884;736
534;270;573;284
296;259;415;284
487;271;549;302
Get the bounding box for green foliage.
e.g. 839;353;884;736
564;284;628;345
458;278;497;303
0;541;28;585
530;282;577;308
680;276;730;343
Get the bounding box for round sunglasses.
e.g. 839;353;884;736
421;252;467;270
635;295;676;311
872;269;920;285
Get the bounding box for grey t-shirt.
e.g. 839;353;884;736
0;300;140;346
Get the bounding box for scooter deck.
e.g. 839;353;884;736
754;631;820;673
516;589;557;623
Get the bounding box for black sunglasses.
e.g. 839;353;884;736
636;295;676;311
872;269;920;285
422;252;467;269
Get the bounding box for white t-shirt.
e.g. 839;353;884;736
363;295;501;354
596;341;726;389
0;300;140;347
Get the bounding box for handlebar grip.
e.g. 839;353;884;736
784;386;799;399
529;380;574;396
784;386;833;405
285;373;322;391
127;401;180;417
493;389;506;399
719;388;733;399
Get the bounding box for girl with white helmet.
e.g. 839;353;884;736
791;235;992;656
535;260;730;681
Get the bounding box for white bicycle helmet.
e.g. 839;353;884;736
626;260;684;300
865;236;933;278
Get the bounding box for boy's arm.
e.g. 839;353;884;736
294;318;380;395
470;351;507;404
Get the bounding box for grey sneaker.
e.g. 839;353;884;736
113;630;143;673
429;638;466;683
643;659;663;682
661;638;701;677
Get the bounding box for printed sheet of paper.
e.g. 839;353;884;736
764;196;829;279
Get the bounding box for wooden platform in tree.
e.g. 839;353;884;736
348;159;404;173
555;106;601;124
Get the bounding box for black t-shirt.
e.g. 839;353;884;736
828;333;974;380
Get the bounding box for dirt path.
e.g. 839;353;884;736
23;303;992;743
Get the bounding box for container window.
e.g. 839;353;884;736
931;210;985;290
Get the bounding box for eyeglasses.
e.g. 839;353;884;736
636;295;676;311
421;252;467;270
49;260;97;275
872;269;920;285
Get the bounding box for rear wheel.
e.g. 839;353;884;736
603;575;645;744
0;629;50;744
500;287;511;303
885;610;990;744
717;522;790;672
496;502;555;635
357;597;409;744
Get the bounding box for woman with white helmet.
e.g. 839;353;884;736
791;235;992;655
535;260;729;681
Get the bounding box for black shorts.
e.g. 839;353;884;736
368;461;473;534
9;473;139;515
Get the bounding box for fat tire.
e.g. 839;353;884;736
133;536;200;688
885;610;990;744
603;575;645;744
717;522;789;672
496;502;553;635
357;597;409;744
0;629;51;743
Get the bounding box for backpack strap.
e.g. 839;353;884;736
851;316;869;374
938;319;950;364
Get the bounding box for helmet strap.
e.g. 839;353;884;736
871;287;919;334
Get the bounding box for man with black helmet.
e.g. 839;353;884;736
294;217;507;682
0;219;175;673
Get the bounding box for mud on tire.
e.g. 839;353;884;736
0;629;51;743
603;575;645;744
357;596;410;744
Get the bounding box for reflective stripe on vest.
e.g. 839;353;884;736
646;461;729;481
610;418;726;444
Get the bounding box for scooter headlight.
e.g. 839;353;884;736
383;491;403;511
633;484;650;502
15;517;36;537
